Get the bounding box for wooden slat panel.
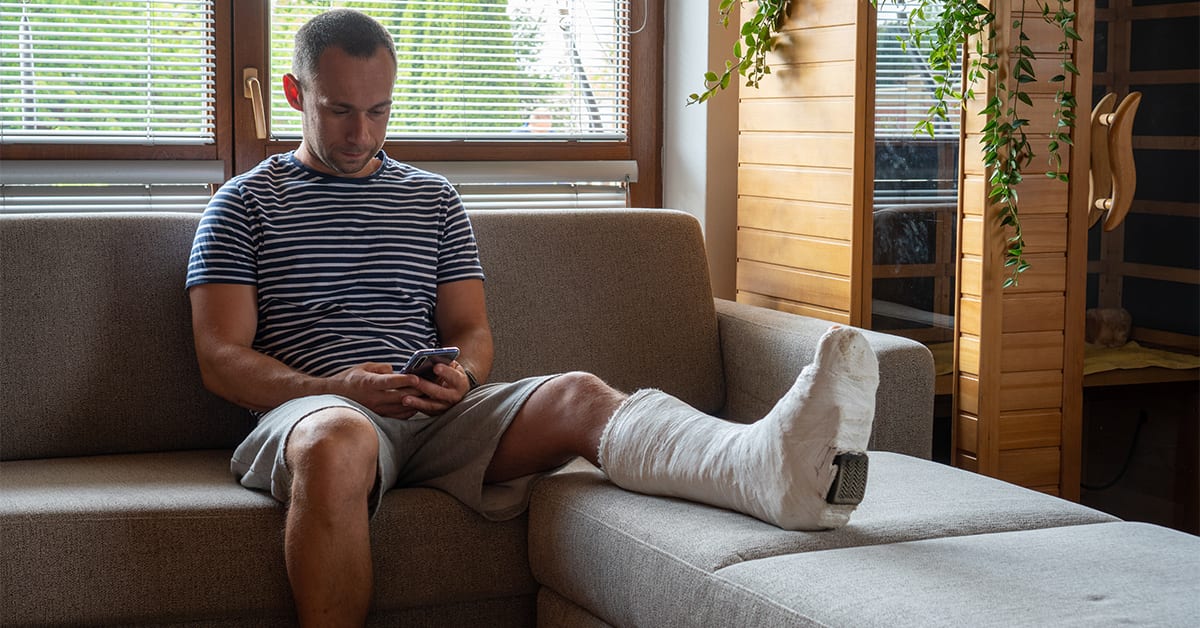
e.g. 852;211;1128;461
962;95;1061;135
958;412;979;455
1001;294;1066;332
738;196;853;240
1011;176;1071;214
738;230;851;275
735;292;851;324
1012;13;1076;55
960;296;982;335
764;24;857;65
961;173;1070;216
738;133;855;169
777;0;858;30
749;61;857;99
1001;331;1065;372
999;370;1064;412
959;374;980;415
1031;485;1061;497
1021;215;1068;254
739;99;856;133
961;256;983;296
960;334;981;374
737;260;851;310
738;165;854;205
999;447;1061;487
957;451;980;473
1000;410;1062;449
961;215;985;256
1003;254;1067;293
961;176;989;216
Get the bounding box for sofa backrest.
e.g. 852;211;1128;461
0;209;724;461
469;209;725;413
0;213;251;461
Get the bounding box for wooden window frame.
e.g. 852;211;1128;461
3;0;662;206
230;0;662;207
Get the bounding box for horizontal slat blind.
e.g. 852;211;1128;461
414;159;635;210
0;159;223;212
0;0;216;144
0;184;215;212
875;1;960;139
269;0;630;140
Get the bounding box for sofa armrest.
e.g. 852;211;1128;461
714;298;935;459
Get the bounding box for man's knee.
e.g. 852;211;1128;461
285;407;379;499
545;371;625;425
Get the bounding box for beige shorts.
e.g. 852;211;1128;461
230;374;560;522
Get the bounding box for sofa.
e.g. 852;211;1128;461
1;209;1196;626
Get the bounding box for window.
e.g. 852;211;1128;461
269;0;630;140
2;0;661;210
0;0;217;145
871;0;961;344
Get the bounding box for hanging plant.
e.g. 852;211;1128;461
692;0;1081;287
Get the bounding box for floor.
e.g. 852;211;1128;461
1080;380;1199;535
929;381;1199;535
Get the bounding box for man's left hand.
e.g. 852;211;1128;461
398;361;471;415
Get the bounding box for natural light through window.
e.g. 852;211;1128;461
268;0;631;140
0;0;216;144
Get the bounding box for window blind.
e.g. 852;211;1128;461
0;160;224;212
413;159;635;210
269;0;630;140
875;1;961;140
0;0;216;144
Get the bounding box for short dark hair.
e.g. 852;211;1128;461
292;9;396;84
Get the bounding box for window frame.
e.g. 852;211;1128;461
0;0;235;179
3;0;661;207
230;0;661;207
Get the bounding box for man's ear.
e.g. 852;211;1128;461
282;73;303;111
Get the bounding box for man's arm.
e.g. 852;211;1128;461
435;278;494;384
189;283;419;418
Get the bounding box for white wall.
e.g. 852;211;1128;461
662;0;740;300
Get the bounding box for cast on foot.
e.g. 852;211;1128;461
598;326;880;530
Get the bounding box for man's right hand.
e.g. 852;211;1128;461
331;363;422;420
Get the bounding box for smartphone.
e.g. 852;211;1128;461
400;347;459;382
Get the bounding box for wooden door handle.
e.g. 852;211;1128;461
1088;92;1141;231
243;68;267;140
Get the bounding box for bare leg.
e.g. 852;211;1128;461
485;371;624;483
284;408;379;627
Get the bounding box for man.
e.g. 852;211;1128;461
187;9;879;626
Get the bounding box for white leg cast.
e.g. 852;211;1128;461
597;326;880;530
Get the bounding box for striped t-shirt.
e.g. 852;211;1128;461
186;151;485;377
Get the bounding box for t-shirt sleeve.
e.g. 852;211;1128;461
185;180;258;289
437;184;486;284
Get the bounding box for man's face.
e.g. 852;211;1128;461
286;45;396;178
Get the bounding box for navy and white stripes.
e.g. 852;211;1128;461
186;151;484;376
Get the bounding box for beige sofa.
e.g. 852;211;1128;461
1;209;1196;626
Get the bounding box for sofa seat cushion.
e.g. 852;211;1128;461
714;522;1200;626
528;452;1118;626
0;450;536;625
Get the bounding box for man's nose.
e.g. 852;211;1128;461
346;114;371;142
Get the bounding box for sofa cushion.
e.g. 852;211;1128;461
0;213;250;460
0;451;537;625
714;522;1200;627
528;452;1118;625
468;209;725;414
